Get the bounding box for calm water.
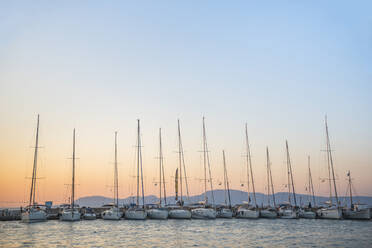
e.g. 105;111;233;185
1;219;371;247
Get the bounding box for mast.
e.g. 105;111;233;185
202;117;215;206
136;119;145;207
177;119;190;203
177;121;183;204
308;156;316;206
71;128;76;209
114;131;119;207
325;116;339;207
202;117;208;204
222;150;232;208
29;115;40;206
347;171;353;206
265;147;271;206
29;114;40;206
266;147;276;207
245;124;257;207
158;128;167;205
286;140;297;206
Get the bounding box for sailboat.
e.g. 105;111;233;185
21;115;47;223
260;147;278;218
191;117;216;219
147;128;169;219
317;117;342;219
342;171;370;220
168;119;192;219
102;132;122;220
60;129;81;221
236;124;259;219
299;156;316;219
216;150;233;218
125;119;147;220
278;140;299;219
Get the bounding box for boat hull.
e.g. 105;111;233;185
60;210;81;221
102;208;122;220
83;213;96;220
260;209;277;218
191;208;216;219
280;209;298;219
236;208;259;219
147;209;168;219
125;209;147;220
21;210;47;223
168;209;191;219
343;209;370;220
216;208;233;218
299;210;316;219
317;208;342;219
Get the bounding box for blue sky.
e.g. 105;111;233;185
0;1;371;205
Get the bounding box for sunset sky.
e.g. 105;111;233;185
1;1;371;207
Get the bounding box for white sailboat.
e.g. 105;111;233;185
125;120;147;220
102;132;122;220
147;128;168;220
60;129;81;221
216;150;233;218
236;124;259;219
342;171;370;220
260;147;278;219
168;120;191;219
21;115;47;223
299;156;316;219
279;141;299;219
317;117;342;219
191;117;216;219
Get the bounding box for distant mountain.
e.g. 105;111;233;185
76;190;372;207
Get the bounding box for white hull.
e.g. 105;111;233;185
147;209;168;219
83;213;96;220
102;208;122;220
217;208;233;218
260;209;277;218
236;208;259;219
299;210;316;219
280;209;298;219
125;209;147;220
317;208;342;219
168;209;191;219
21;210;47;223
343;209;370;220
191;208;216;219
60;209;81;221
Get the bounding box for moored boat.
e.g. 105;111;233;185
236;206;260;219
260;207;278;218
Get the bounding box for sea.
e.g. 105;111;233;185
1;218;371;247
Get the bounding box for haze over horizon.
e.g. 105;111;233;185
1;1;371;208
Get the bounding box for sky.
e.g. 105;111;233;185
0;1;371;207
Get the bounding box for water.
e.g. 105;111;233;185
1;219;371;247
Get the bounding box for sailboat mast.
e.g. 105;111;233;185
202;117;208;204
138;120;145;208
222;150;232;208
136;120;140;206
223;150;228;205
177;120;183;204
266;147;271;206
29;114;40;206
245;124;257;207
267;147;276;207
178;119;190;202
158;128;163;205
325;116;339;207
71;128;76;209
348;171;353;206
203;117;215;206
308;156;316;206
114;131;119;207
244;125;251;204
286;141;297;206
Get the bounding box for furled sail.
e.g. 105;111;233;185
175;168;179;201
